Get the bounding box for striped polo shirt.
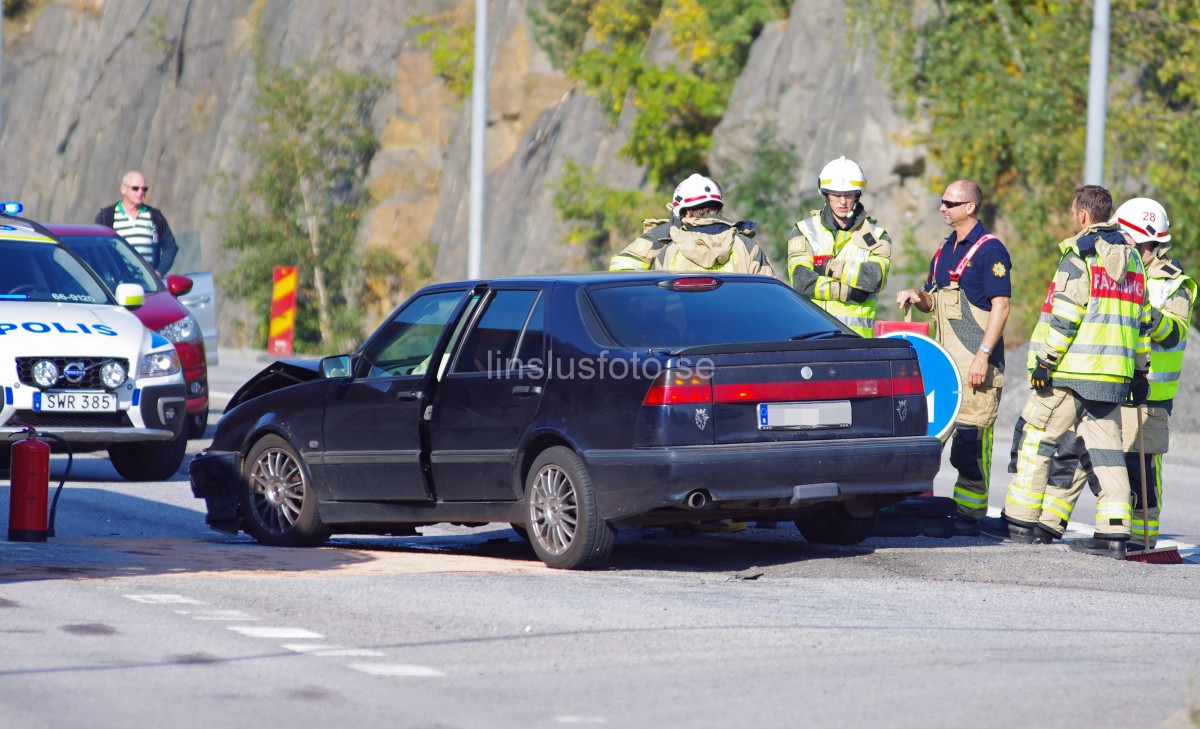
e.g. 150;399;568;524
113;203;158;266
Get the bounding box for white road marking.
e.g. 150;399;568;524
174;609;259;621
347;663;445;677
227;626;323;639
555;717;607;724
281;644;386;657
124;594;205;604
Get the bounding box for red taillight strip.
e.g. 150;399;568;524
643;384;713;405
711;375;923;403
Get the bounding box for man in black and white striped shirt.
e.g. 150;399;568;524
94;170;178;274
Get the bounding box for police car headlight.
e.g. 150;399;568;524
139;350;181;378
100;361;127;389
157;315;200;344
33;360;59;388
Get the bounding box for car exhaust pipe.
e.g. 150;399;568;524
685;490;711;510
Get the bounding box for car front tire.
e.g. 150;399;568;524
794;502;876;545
108;430;188;481
242;434;330;547
524;446;616;569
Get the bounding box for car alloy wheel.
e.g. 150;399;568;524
524;446;616;569
529;463;578;556
242;434;329;547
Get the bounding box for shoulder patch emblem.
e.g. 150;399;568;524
992;261;1007;278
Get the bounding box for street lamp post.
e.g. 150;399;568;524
467;0;487;279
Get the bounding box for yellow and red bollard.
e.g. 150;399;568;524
268;265;297;355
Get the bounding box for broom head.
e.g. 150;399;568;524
1125;546;1183;564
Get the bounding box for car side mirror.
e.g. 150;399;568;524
166;274;194;297
114;283;145;309
320;354;354;379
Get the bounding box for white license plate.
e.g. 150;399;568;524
758;401;852;430
33;391;117;412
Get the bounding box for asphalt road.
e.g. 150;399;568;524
1;349;1198;729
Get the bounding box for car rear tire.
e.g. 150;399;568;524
242;434;330;547
187;411;208;439
795;503;876;545
525;446;616;569
108;431;188;481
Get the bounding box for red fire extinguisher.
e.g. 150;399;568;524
8;428;51;542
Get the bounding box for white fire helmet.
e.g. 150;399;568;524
818;156;868;195
671;174;724;213
1115;197;1171;245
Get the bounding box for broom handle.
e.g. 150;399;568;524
903;303;912;323
1137;405;1150;551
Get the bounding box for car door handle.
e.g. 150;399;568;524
396;390;422;401
512;385;543;396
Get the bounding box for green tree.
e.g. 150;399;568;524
851;0;1200;337
553;159;659;269
534;0;788;187
221;40;387;353
723;127;808;270
408;9;475;98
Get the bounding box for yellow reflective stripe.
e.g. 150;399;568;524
609;254;650;271
1041;494;1075;523
1096;502;1131;522
953;486;988;508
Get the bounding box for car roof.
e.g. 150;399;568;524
0;217;59;244
428;272;786;288
43;223;119;236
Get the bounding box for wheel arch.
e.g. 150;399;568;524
515;429;579;501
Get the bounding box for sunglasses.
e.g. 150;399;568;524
940;199;970;209
126;185;149;192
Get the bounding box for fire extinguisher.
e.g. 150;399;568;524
6;425;72;543
8;428;50;542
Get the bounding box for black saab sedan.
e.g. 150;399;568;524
190;273;941;569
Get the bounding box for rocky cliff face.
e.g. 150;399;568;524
0;0;940;346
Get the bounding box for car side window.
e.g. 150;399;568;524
360;291;465;378
453;290;541;374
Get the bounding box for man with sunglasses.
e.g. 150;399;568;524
94;170;179;274
895;180;1012;536
786;156;892;336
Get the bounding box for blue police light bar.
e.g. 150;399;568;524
2;202;24;215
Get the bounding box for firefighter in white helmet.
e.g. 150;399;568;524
609;174;772;276
648;174;773;275
896;180;1012;535
786;156;892;336
1036;197;1194;552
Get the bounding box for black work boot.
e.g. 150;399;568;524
1069;535;1128;560
952;514;981;536
979;515;1052;544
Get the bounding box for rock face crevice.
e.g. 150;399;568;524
0;0;937;346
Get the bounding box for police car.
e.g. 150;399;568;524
0;205;188;480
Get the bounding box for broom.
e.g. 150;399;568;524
1126;405;1182;564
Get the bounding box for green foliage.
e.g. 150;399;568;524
3;0;28;19
528;0;597;70
140;14;174;59
723;127;804;268
552;159;659;269
851;0;1200;338
408;10;474;98
536;0;788;186
221;39;385;354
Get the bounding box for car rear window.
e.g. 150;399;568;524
587;279;845;349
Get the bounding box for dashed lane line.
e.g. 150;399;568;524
281;644;386;657
227;626;323;640
348;663;445;677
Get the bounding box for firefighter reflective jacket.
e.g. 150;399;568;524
1028;225;1151;385
610;218;673;271
1143;251;1196;402
786;207;891;336
651;215;774;276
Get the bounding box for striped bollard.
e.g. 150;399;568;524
268;265;297;355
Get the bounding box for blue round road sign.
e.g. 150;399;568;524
880;331;962;441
